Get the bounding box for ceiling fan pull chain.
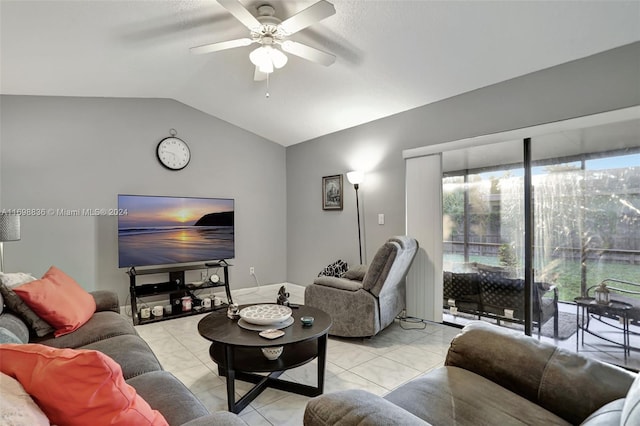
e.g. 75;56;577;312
265;73;270;99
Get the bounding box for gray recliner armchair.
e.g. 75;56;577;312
304;236;418;337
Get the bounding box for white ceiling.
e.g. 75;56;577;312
1;0;639;146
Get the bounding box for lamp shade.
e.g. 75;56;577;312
249;46;288;74
0;214;20;242
346;171;365;185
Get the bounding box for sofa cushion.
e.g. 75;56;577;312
0;326;23;343
472;262;510;276
580;398;625;425
305;389;430;425
362;242;397;295
91;289;121;313
478;270;525;316
81;334;162;380
313;276;363;292
443;272;481;312
126;370;210;426
384;366;570;425
443;272;479;300
13;266;96;337
445;322;635;424
0;344;168;426
0;372;50;426
33;310;137;348
0;282;55;337
344;264;367;281
181;412;250;426
0;312;30;343
621;372;640;425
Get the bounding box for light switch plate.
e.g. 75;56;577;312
378;213;385;225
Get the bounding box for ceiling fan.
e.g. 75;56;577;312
190;0;336;81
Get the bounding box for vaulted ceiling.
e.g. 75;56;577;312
1;0;638;146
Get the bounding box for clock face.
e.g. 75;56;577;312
157;137;190;170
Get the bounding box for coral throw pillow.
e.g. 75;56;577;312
0;344;168;426
13;266;96;337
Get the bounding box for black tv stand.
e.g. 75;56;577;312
127;263;233;326
205;259;228;267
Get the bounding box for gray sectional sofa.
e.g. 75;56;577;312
0;289;245;426
304;321;640;425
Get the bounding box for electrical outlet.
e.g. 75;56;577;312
249;267;255;276
201;271;208;281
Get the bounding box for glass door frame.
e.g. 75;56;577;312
404;106;640;335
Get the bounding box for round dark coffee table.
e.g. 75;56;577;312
198;304;331;413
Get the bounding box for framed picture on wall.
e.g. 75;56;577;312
322;175;343;210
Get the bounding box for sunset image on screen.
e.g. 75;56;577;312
117;195;234;268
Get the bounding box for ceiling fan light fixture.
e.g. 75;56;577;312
250;45;288;74
191;0;337;82
258;60;274;74
270;47;288;69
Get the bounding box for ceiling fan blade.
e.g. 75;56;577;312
279;0;336;35
216;0;262;31
190;38;253;55
281;40;335;66
254;66;268;81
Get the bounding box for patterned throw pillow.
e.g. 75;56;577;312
318;260;349;278
0;372;50;426
0;272;37;288
0;283;54;338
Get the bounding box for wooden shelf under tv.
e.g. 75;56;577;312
127;262;233;326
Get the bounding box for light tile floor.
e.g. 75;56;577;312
135;283;639;425
134;284;460;425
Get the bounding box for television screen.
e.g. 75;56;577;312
118;194;234;268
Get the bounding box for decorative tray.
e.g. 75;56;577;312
238;316;294;331
239;304;292;325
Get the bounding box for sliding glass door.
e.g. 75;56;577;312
442;118;640;336
442;140;530;330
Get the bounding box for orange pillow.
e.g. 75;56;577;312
0;344;168;426
13;266;96;337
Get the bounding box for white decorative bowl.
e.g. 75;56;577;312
239;304;292;325
261;346;283;361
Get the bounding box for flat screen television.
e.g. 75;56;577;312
118;194;234;268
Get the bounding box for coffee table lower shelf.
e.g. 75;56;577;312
209;338;326;414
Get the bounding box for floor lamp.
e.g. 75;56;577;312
346;171;365;264
0;214;21;273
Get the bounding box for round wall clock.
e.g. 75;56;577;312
156;136;190;170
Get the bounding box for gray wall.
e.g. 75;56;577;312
286;42;640;286
0;96;287;304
